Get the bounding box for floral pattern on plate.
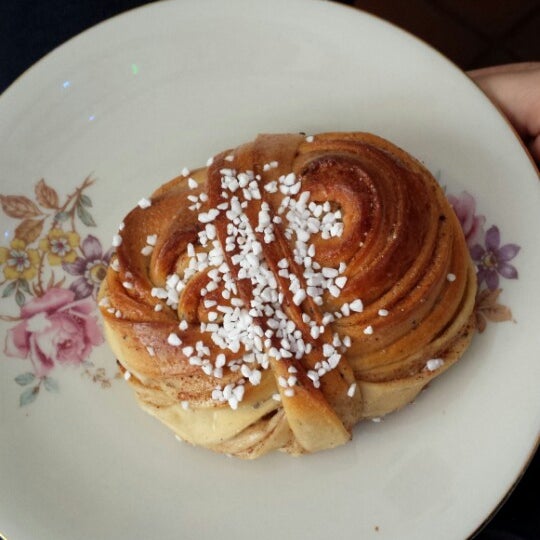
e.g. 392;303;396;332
447;190;519;332
0;180;520;406
0;177;115;406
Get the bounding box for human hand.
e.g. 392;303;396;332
468;62;540;165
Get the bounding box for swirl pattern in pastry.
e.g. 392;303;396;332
98;132;477;458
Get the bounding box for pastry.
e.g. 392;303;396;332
98;132;477;458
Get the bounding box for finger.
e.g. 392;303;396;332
528;135;540;167
468;61;540;79
468;63;540;142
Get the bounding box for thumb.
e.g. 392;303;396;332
468;63;540;164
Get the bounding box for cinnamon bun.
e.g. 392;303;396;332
98;132;477;458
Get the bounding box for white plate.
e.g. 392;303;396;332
1;1;539;539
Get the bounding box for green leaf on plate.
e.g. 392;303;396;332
2;281;17;298
14;372;36;386
76;202;96;227
15;290;26;307
54;211;70;222
20;385;39;407
18;278;31;294
79;194;93;207
43;377;60;393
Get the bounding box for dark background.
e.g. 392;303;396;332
1;1;538;539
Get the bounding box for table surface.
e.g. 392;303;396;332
0;1;538;539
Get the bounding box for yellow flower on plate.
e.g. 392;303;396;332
0;239;40;280
39;228;80;266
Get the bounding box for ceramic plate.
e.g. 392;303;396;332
1;1;539;539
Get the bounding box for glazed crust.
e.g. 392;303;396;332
98;132;477;458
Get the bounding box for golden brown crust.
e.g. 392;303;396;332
98;132;477;458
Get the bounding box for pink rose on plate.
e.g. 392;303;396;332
447;190;486;248
4;288;103;377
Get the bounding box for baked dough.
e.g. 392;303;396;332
98;132;476;458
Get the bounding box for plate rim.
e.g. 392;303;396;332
1;2;539;539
